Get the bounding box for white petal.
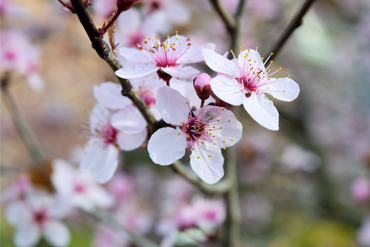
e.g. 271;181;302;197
119;47;153;63
243;94;279;131
260;77;300;102
80;141;105;171
27;73;44;92
115;64;159;80
238;49;265;73
202;49;239;77
116;8;141;36
177;43;216;64
14;223;40;247
142;10;171;35
161;65;199;79
48;194;71;219
111;106;147;133
87;186;114;209
44;220;71;247
116;128;147;151
211;75;245;105
148;127;187;166
89;103;110;134
195;106;243;148
5;202;32;227
51;159;74;195
93;145;119;184
93;82;131;109
156;86;190;125
190;143;224;184
166;2;191;24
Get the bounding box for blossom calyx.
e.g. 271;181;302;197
193;73;212;100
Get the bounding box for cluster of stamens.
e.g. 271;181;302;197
135;31;191;67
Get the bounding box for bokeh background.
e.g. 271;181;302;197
1;0;370;246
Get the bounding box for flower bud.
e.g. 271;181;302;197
193;73;212;100
116;0;140;12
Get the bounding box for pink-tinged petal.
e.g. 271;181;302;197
89;104;110;134
167;1;191;24
190;142;224;184
156;86;190;125
116;128;147;151
202;49;239;77
142;10;171;35
238;49;265;73
48;194;71;219
5;202;32;227
260;77;300;102
88;187;115;209
14;223;40;247
115;64;159;80
43;220;71;247
80;139;105;171
51;159;75;195
119;47;153;63
211;75;245;105
161;65;199;79
111;106;147;133
243;94;279;131
93;145;119;184
93;82;131;109
195;106;243;148
177;43;216;64
148;127;187;166
116;8;141;37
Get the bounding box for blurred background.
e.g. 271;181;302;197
1;0;370;246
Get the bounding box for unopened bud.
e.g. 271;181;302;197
116;0;140;12
193;73;212;100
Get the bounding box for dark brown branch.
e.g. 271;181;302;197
264;0;316;63
70;0;157;133
209;0;236;33
1;74;45;165
171;161;230;194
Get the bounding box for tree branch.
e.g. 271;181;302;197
171;160;230;194
264;0;316;63
209;0;236;33
83;209;158;247
69;0;157;133
1;74;45;165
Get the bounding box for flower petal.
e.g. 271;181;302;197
177;43;216;64
43;220;71;247
211;75;245;105
5;201;32;227
243;94;279;131
80;139;105;171
148;127;187;166
119;47;153;63
93;145;119;184
115;64;159;80
116;128;147;151
93;82;131;110
238;49;265;74
111;106;147;133
14;223;40;247
190;142;224;184
161;65;199;79
156;86;190;125
202;49;239;77
260;77;300;102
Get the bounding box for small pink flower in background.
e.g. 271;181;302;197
80;103;146;184
51;159;114;211
147;86;242;184
116;33;215;81
93;224;129;247
1;175;31;205
5;192;71;247
92;0;117;19
106;172;134;207
246;0;278;21
280;145;321;173
358;217;370;247
202;48;300;130
0;29;44;91
351;177;370;204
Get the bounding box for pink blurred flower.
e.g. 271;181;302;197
148;86;243;184
92;0;117;19
202;48;300;130
351;178;370;204
246;0;278;20
1;175;31;205
106;172;134;207
0;0;27;17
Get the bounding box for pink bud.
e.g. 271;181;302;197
116;0;140;12
351;178;370;203
193;73;212;100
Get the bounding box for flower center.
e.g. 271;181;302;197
32;209;48;228
101;124;118;145
74;182;86;193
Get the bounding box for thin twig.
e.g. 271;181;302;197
229;0;246;52
171;160;230;195
264;0;316;63
1;74;45;165
209;0;236;32
69;0;157;133
83;209;158;247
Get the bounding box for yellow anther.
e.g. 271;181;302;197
212;114;215;118
239;47;242;50
192;148;194;150
224;147;226;150
178;132;181;135
270;53;273;55
181;121;184;124
167;35;170;38
248;49;250;51
261;57;264;60
201;141;204;144
248;59;251;62
221;108;224;111
288;74;291;77
283;90;286;93
277;77;279;79
217;119;220;122
279;67;282;70
197;156;200;159
213;135;215;138
186;101;188;104
213;126;215;128
223;140;226;143
255;46;258;49
230;49;233;53
220;127;223;129
228;120;231;122
270;61;274;63
209;155;211;158
187;124;189;127
175;30;178;33
179;43;181;45
214;143;216;145
198;120;201;123
187;135;190;138
231;139;234;141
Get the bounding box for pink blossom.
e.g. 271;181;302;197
80;103;147;184
51;159;114;211
147;86;242;184
193;73;212;101
92;0;117;19
106;172;134;207
5;193;70;247
1;175;31;205
351;178;370;204
202;48;300;130
115;33;215;81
